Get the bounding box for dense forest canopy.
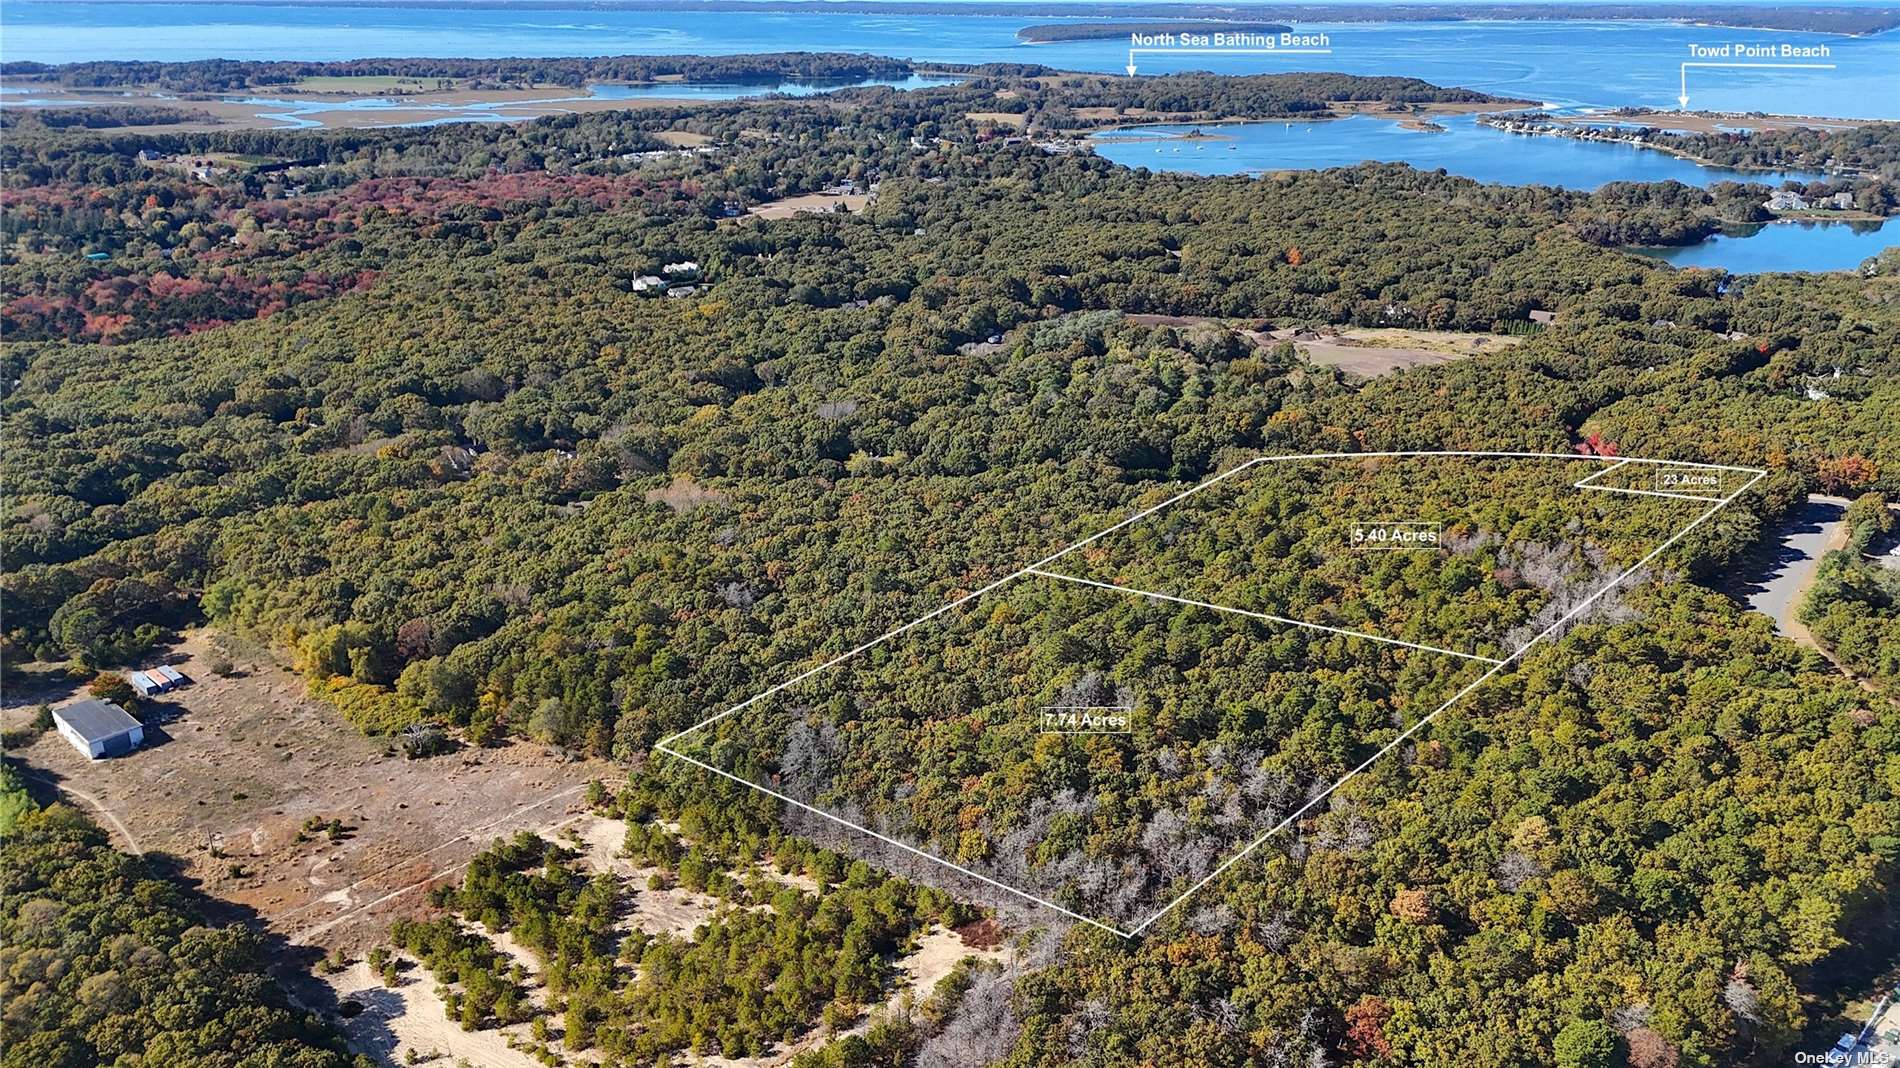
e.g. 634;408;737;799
0;772;367;1068
4;68;1896;733
2;59;1897;1068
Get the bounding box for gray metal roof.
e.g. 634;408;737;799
54;698;142;742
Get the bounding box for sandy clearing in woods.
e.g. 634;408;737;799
322;958;546;1068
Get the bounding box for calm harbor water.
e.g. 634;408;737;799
1089;114;1829;189
3;2;1896;270
1637;219;1894;272
1091;116;1887;272
226;74;963;126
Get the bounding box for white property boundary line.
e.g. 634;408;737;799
1023;568;1506;664
656;451;1768;939
1573;456;1728;503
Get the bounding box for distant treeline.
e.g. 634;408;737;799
1018;20;1291;43
1484;111;1900;220
0;105;220;130
1045;72;1515;121
0;52;944;93
1600;111;1900;177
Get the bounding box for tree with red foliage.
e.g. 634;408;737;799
1343;995;1393;1058
1575;432;1620;457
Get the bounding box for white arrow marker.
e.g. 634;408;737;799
1126;47;1332;77
1678;61;1835;109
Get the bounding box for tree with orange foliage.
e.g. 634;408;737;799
1389;887;1435;924
1343;995;1393;1058
1816;455;1878;495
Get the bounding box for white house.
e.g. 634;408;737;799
52;698;145;760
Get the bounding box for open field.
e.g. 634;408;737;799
653;128;715;147
747;192;871;218
1122;315;1521;375
2;631;613;950
1277;326;1525;374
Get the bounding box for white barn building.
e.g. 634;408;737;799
52;698;146;760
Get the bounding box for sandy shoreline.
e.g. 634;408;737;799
1550;109;1877;135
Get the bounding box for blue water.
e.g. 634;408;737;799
587;74;959;98
1091;115;1887;270
227;74;961;126
2;2;1894;269
1637;219;1894;272
4;4;1897;118
1090;114;1827;189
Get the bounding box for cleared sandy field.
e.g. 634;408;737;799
3;630;612;951
748;192;871;219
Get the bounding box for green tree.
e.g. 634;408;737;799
1553;1020;1620;1068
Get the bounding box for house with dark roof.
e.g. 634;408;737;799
51;698;145;760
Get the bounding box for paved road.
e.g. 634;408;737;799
1725;495;1849;635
